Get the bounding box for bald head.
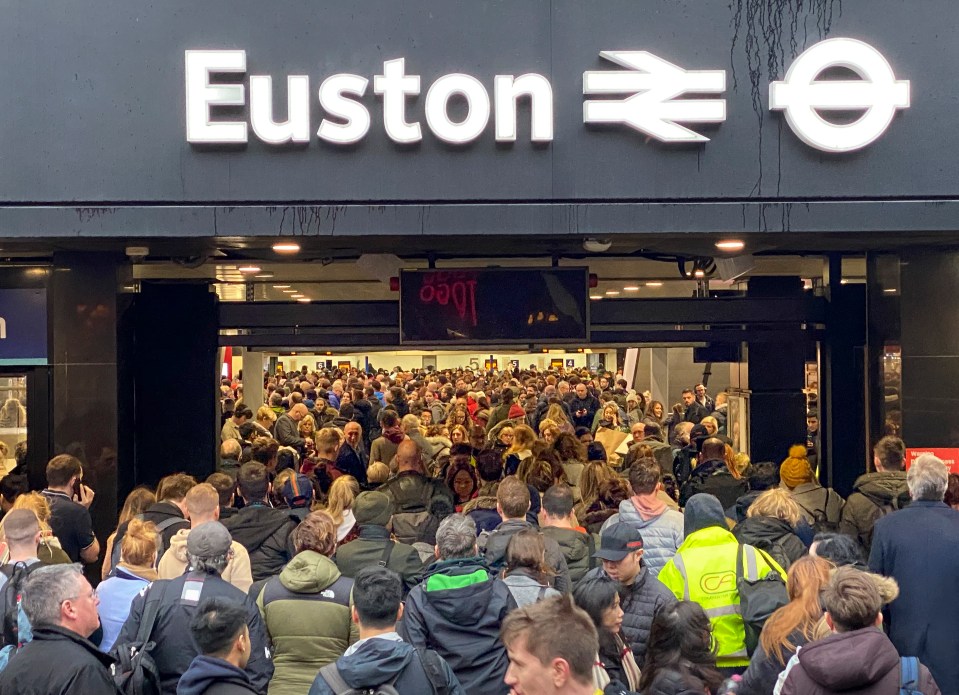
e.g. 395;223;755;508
395;438;423;473
289;404;309;421
220;439;241;460
701;437;726;461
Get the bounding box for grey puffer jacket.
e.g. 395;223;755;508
583;564;676;665
502;570;561;606
601;499;684;577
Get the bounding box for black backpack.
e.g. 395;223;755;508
0;562;40;648
795;489;840;534
111;580;168;695
110;516;183;574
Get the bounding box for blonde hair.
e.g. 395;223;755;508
538;418;560;439
184;483;220;519
701;416;719;435
11;492;53;532
256;405;277;424
508;425;537;454
121;517;159;567
546;404;570;426
366;462;390;484
325;475;359;525
579;462;618;508
748;488;803;527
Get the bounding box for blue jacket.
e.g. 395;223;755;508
869;500;959;695
177;655;257;695
309;636;465;695
96;565;152;653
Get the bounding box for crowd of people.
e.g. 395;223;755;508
0;363;955;695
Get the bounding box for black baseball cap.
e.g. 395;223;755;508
593;524;644;561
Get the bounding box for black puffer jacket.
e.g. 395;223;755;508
0;626;120;695
642;669;711;695
583;564;677;665
732;516;806;570
223;503;297;581
740;627;810;695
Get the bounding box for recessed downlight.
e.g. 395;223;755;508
715;240;745;252
272;242;301;254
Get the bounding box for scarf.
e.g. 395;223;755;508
117;561;159;582
630;493;667;521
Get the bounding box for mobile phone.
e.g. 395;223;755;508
73;477;83;498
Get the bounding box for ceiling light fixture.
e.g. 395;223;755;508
605;290;620;295
238;265;261;273
254;273;274;279
273;285;291;289
296;297;311;303
693;269;705;278
715;240;745;252
623;286;640;291
646;281;663;287
291;294;304;299
272;242;301;254
282;289;297;294
589;294;602;300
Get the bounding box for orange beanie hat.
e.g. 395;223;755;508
780;444;814;488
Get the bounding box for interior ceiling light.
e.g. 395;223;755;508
646;281;663;287
291;293;304;298
273;285;291;289
272;242;301;254
623;286;640;291
254;273;274;279
694;269;706;278
282;289;297;294
296;297;311;303
605;290;620;295
238;265;261;273
589;294;603;300
715;239;745;252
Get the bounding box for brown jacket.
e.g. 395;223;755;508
779;627;940;695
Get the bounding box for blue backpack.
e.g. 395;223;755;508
899;657;921;695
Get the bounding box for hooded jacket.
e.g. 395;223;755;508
113;501;190;564
223;504;297;581
583;564;676;665
606;498;684;577
177;655;258;695
307;636;465;695
726;490;763;524
333;524;425;593
256;550;359;695
502;569;561;606
778;628;940;695
116;572;273;695
732;516;806;570
541;525;593;586
399;556;517;695
789;482;844;527
0;625;121;695
482;519;571;593
839;471;909;551
159;528;253;592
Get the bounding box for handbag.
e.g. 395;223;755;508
111;580;168;695
736;544;788;656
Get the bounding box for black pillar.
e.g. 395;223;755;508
48;252;125;557
899;252;959;447
746;277;808;464
821;255;868;496
121;282;218;493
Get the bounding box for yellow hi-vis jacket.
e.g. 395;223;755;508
658;526;786;667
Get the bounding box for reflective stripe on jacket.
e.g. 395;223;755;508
658;526;785;667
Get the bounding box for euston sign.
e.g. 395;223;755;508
186;37;910;153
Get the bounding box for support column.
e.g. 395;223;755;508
49;252;126;561
746;278;808;464
649;347;668;404
243;351;265;409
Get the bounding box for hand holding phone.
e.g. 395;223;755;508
77;483;95;508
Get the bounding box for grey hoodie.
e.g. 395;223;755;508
502;571;561;607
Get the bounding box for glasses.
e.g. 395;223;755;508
61;588;97;605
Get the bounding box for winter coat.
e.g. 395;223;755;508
113;501;190;563
333;524;425;593
116;572;273;695
378;470;456;544
274;413;305;450
582;564;676;666
308;635;466;695
502;569;561;606
778;627;940;695
642;670;709;695
732;516;807;570
223;504;297;581
839;470;910;552
726;491;763;524
679;458;748;510
158;528;253;592
0;625;121;695
369;436;400;467
604;498;684;577
569;394;601;429
869;500;959;695
399;556;517;695
256;550;359;695
481;519;571;593
541;525;593;586
177;655;259;695
740;627;811;695
789;482;844;528
96;563;154;653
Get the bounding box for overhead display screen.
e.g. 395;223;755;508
400;268;589;344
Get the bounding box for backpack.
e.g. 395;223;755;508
736;544;788;656
318;648;450;695
899;656;922;695
389;484;441;546
795;489;839;534
110;516;183;574
0;562;40;648
110;580;168;695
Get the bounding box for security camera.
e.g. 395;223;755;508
125;246;149;262
583;238;612;253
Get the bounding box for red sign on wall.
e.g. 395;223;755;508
905;448;959;474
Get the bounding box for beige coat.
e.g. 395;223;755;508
157;528;253;592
